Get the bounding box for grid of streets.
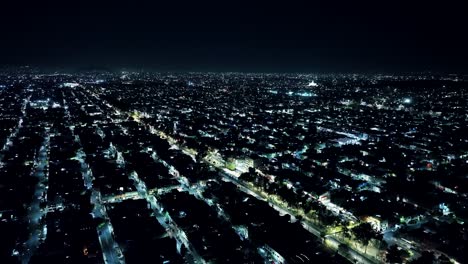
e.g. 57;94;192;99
0;71;467;264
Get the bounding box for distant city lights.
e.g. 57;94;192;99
61;82;80;88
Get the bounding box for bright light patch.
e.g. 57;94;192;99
61;82;80;88
298;92;314;97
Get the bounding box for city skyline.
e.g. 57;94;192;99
0;71;466;264
0;1;467;264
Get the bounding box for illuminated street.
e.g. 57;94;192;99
0;71;467;264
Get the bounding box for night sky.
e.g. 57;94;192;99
1;1;467;73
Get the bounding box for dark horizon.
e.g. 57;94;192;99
2;65;467;76
1;1;467;73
